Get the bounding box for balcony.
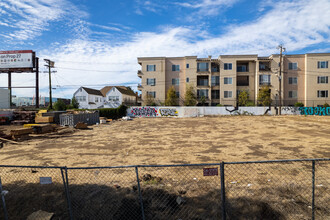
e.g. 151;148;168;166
137;84;143;90
237;76;249;86
137;70;143;78
259;62;271;71
211;62;220;72
197;76;209;87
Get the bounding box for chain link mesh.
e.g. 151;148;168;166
0;166;68;219
0;160;329;219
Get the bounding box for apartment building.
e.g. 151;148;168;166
137;53;330;107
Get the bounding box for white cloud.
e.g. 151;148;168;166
0;0;329;99
0;0;87;42
177;0;239;16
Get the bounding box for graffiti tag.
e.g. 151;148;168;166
131;107;157;117
159;108;178;117
299;107;330;116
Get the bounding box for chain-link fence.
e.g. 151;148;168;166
0;159;329;220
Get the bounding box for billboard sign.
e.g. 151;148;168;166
0;50;35;69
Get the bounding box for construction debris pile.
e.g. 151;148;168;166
11;111;36;125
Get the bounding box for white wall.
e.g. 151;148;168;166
74;88;104;109
0;89;10;109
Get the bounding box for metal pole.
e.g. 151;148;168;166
48;64;52;109
279;47;282;115
61;167;73;220
0;177;9;220
8;72;12;108
135;167;145;220
220;162;226;220
312;160;315;220
35;57;39;108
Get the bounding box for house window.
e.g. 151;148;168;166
259;75;271;85
146;64;156;71
224;77;232;84
288;91;297;98
95;97;98;102
197;89;208;98
109;96;119;101
76;96;86;102
186;78;189;83
211;90;220;99
176;92;180;98
186;64;189;68
317;76;328;84
317;90;328;98
211;76;220;86
172;78;180;85
172;65;180;71
197;63;209;72
288;77;297;85
147;91;156;98
288;62;298;70
318;61;328;69
147;78;156;86
224;91;232;98
224;63;232;70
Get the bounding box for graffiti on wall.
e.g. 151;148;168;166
159;108;178;117
299;107;330;116
131;107;157;117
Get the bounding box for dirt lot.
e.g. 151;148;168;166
0;115;329;167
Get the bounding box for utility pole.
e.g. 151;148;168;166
44;59;55;109
277;45;285;115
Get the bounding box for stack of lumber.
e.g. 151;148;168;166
10;128;33;140
24;124;56;134
11;111;36;125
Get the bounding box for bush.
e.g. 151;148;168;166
216;104;223;107
323;103;329;107
294;102;304;107
98;105;128;119
53;99;67;111
246;101;255;106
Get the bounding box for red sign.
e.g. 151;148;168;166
203;168;218;176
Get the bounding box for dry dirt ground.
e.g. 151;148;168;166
0;115;329;167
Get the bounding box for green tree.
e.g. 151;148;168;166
165;86;178;106
257;86;272;106
238;90;249;106
184;84;197;106
70;97;79;109
294;102;304;107
53;99;67;111
200;96;206;106
145;94;157;106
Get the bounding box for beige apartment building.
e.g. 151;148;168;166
137;53;330;107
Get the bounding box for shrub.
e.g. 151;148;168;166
294;102;304;107
238;90;249;106
246;101;255;106
216;104;223;107
323;103;329;107
98;105;128;119
53;99;67;111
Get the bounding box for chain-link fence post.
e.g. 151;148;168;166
0;177;8;220
135;166;145;220
220;162;226;220
312;160;315;220
61;167;73;220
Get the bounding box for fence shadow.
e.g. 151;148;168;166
1;182;285;220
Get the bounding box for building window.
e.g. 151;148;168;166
211;90;220;99
176;91;180;98
237;64;248;72
109;96;119;101
197;76;208;86
259;75;271;85
224;63;232;70
288;62;298;70
186;77;189;83
95;97;98;102
224;91;232;98
224;77;232;84
76;96;86;102
147;91;156;98
186;64;189;68
172;78;180;85
288;91;297;98
237;76;249;86
288;77;297;85
211;76;220;86
318;76;328;84
197;63;209;72
197;89;208;98
318;61;328;69
317;90;328;98
172;65;180;71
147;78;156;86
146;64;156;71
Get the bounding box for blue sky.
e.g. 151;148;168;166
0;0;330;98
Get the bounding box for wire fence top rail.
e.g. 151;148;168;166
0;158;329;169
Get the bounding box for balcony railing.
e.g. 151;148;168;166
259;82;271;86
197;68;209;72
137;70;143;78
